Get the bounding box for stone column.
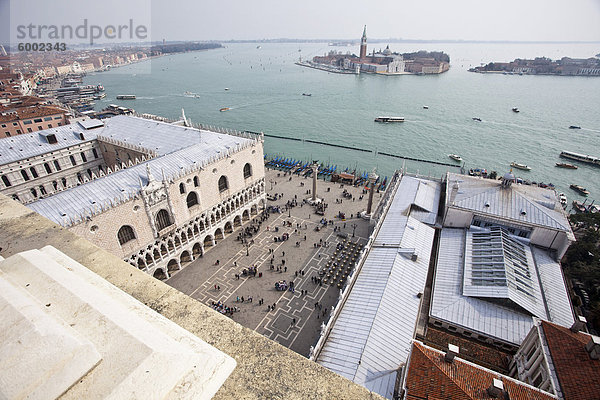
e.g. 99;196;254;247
311;162;319;201
366;169;378;215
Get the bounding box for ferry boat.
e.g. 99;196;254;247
512;107;520;113
560;151;600;167
569;125;581;129
116;95;136;100
570;184;590;196
219;107;230;112
510;162;531;171
374;116;405;123
555;162;578;169
448;154;463;162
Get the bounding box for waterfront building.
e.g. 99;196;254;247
0;115;266;279
430;172;575;351
509;318;600;399
313;170;576;398
0;104;68;138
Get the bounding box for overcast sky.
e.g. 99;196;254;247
3;0;600;43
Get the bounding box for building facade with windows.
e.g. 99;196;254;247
1;115;266;279
0;105;68;138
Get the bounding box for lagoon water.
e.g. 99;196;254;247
84;42;600;204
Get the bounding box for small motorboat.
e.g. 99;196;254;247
448;154;463;162
224;88;230;91
472;117;482;122
558;193;567;209
302;93;312;96
219;107;230;112
512;107;520;113
423;105;429;109
569;125;581;129
511;162;531;171
555;162;578;169
570;184;590;196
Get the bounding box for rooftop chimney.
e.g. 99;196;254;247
487;378;504;398
444;344;459;363
585;335;600;360
570;315;587;333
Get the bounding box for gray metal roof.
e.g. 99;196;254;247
0;124;97;165
447;173;570;232
27;116;256;226
531;247;574;327
431;227;574;345
431;228;535;345
317;176;436;399
99;115;249;156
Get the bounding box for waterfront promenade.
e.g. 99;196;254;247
166;167;382;356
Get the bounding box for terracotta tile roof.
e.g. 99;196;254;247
0;105;67;122
404;342;556;400
541;321;600;400
424;326;512;372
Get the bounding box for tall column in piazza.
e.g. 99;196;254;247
366;169;378;215
359;25;367;60
311;162;319;201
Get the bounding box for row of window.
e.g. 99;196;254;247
177;163;253;196
0;149;99;188
118;210;173;246
11;167;100;202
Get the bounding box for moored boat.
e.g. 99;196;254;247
570;184;590;196
555;162;578;169
374;116;405;123
572;200;587;213
448;154;463;162
558;193;567;209
510;162;531;171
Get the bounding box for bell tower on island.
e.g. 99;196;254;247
359;25;367;60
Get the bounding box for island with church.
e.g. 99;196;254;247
296;26;450;75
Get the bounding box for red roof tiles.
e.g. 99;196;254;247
541;320;600;400
404;342;556;400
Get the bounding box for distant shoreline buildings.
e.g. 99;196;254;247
297;26;450;75
469;55;600;76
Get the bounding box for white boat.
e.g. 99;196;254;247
448;154;463;162
510;162;531;171
423;105;429;109
558;193;567;209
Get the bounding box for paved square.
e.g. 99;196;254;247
166;167;381;357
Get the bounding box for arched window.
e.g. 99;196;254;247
44;163;52;174
155;209;172;231
117;225;136;245
179;182;186;194
30;167;38;178
21;170;30;181
70;155;77;166
53;160;61;171
193;176;199;187
243;163;252;179
39;185;47;196
1;175;11;187
30;188;37;198
81;152;87;162
61;177;67;187
52;181;58;190
218;175;228;192
186;192;199;208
